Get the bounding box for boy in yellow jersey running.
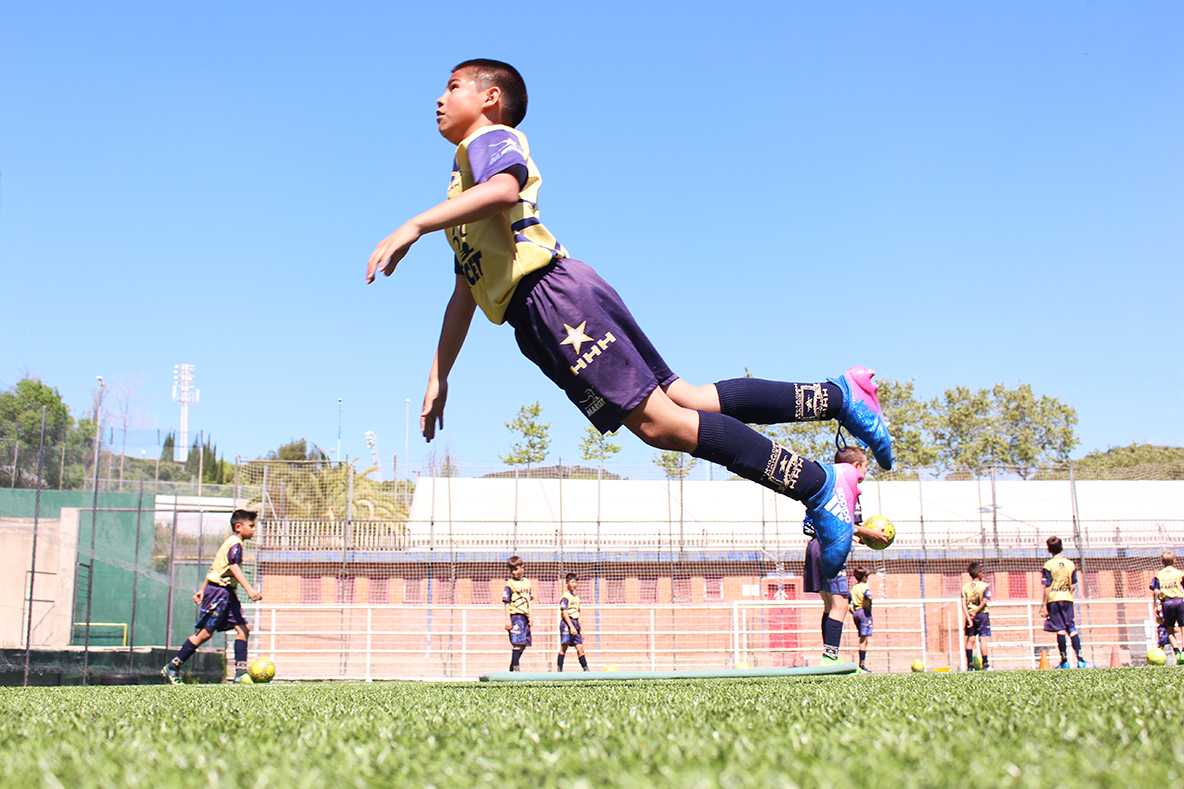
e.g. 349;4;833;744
162;509;262;684
503;555;532;671
1150;551;1184;665
1041;536;1088;669
364;59;894;585
962;562;992;671
557;572;589;672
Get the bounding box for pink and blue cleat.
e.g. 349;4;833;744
804;463;862;578
829;366;894;470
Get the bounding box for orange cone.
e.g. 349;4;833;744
1110;646;1121;668
1038;649;1050;670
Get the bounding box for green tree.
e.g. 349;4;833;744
876;378;939;474
160;432;175;463
1066;443;1184;481
0;377;81;488
267;438;330;464
653;450;698;480
501;402;550;468
579;424;621;465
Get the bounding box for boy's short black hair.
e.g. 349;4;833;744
852;567;869;583
231;509;257;530
967;561;983;578
452;58;528;127
565;572;578;582
834;446;867;466
1047;536;1063;555
507;554;524;570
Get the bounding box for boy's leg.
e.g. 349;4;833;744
163;629;212;683
965;630;976;670
557;649;565;671
576;643;588;670
980;637;990;669
821;594;848;664
1056;633;1069;667
510;646;524;671
232;623;250;681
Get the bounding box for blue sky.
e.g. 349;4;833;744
2;1;1181;474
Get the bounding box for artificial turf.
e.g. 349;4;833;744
2;668;1182;788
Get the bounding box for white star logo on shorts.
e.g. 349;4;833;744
560;321;594;355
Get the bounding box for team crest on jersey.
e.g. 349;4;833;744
561;319;617;376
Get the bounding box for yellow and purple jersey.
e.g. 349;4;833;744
560;590;581;621
447;125;567;325
850;582;871;611
1042;557;1077;602
1151;567;1184;600
503;577;532;617
962;580;991;617
205;534;244;588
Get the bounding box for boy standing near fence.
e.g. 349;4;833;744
1041;536;1088;669
363;58;895;585
557;572;589;672
162;509;262;684
962;562;991;671
1150;550;1184;665
849;566;873;672
503;555;532;672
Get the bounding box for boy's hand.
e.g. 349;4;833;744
422;378;448;441
366;225;420;283
192;591;202;605
247;587;263;602
855;525;892;550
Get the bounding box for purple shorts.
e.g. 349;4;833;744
853;608;873;637
1158;625;1172;647
508;613;532;647
1043;600;1077;634
506;259;677;434
559;619;583;646
194;584;247;633
803;538;848;596
965;611;991;637
1162;598;1184;628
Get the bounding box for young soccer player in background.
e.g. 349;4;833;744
503;555;532;672
557;572;589;672
162;509;262;684
849;566;873;672
962;561;991;671
363;59;894;585
1150;550;1184;665
1041;536;1088;669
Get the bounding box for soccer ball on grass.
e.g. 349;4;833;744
248;657;276;683
910;659;925;673
1147;647;1167;666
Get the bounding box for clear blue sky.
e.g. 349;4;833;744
2;1;1181;473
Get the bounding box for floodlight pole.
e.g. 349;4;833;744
172;364;199;463
337;398;343;463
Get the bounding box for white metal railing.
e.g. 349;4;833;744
229;597;1161;680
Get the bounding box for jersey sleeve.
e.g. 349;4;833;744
465;129;528;189
560;597;569;611
1151;577;1161;591
227;543;243;566
1041;568;1052;587
984;585;992;600
502;584;513;604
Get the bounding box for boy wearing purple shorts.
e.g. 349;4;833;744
162;509;262;684
1041;536;1088;669
364;59;894;582
849;567;874;672
962;561;991;671
503;555;532;671
1150;551;1184;665
557;572;589;672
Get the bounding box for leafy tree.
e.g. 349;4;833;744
1064;443;1184;481
0;377;82;488
876;378;939;474
579;424;621;465
501;402;550;468
653;450;698;480
266;438;330;465
160;432;175;463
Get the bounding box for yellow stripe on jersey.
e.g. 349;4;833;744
1043;558;1077;602
1154;567;1184;600
962;580;990;615
206;534;244;588
504;577;532;616
561;591;581;619
850;582;871;610
447;125;566;325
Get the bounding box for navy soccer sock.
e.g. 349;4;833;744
692;411;826;502
234;639;248;674
859;650;867;667
981;654;989;669
578;655;588;669
822;616;843;660
1070;633;1083;658
966;649;975;669
557;653;565;671
715;379;843;425
170;639;198;667
1057;634;1068;662
510;649;523;670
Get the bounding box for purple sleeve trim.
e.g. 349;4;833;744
228;544;243;565
467;130;528;189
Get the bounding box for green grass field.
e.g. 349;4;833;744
3;669;1183;788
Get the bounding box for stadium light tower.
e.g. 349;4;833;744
365;431;383;482
172;364;199;463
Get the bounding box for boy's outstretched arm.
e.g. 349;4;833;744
422;274;477;441
365;172;521;283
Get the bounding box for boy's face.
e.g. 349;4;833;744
566;578;578;593
437;69;495;145
854;459;868;476
510;565;524;580
236;520;257;541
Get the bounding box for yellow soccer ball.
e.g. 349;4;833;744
864;515;895;550
1148;647;1167;666
248;657;276;683
910;659;926;673
733;661;751;670
604;664;618;672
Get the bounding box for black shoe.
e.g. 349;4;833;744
509;666;520;672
